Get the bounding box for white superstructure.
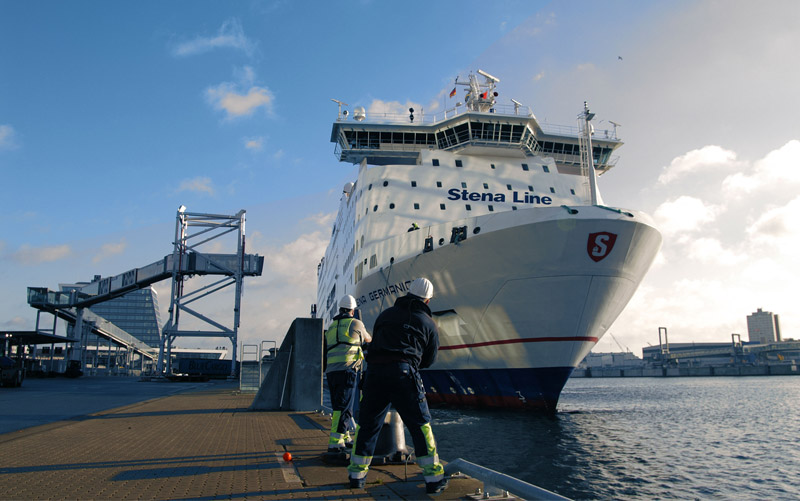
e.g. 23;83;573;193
316;72;661;411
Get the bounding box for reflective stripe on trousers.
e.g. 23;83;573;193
347;426;371;479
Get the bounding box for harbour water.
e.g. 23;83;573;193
432;376;800;500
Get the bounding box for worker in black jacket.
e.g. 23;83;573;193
347;277;448;495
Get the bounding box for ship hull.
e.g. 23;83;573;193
354;205;661;411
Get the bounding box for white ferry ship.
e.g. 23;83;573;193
316;71;661;411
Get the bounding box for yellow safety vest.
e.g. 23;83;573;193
324;317;364;373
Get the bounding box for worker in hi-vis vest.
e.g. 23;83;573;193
324;294;371;454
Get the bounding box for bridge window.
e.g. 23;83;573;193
369;255;377;269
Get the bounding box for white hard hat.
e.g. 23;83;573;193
409;277;434;299
339;294;357;310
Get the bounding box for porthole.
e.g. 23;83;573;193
436;181;442;188
383;180;388;187
389;203;395;209
488;205;494;212
414;203;420;210
440;203;446;210
473;226;481;235
506;184;512;190
369;184;373;190
490;164;496;169
411;181;417;187
461;182;467;188
455;160;463;167
550;187;555;193
432;159;440;166
522;163;529;171
465;204;471;211
543;165;550;173
483;183;489;189
438;238;445;246
373;205;378;211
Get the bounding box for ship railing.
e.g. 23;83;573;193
336;103;533;126
445;458;570;500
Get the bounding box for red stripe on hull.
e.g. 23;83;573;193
440;336;599;351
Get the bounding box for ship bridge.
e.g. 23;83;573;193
331;103;622;172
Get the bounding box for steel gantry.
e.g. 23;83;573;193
157;207;263;377
27;207;263;378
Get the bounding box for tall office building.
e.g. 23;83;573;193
747;308;781;344
60;283;163;350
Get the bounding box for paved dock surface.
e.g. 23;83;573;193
0;380;486;500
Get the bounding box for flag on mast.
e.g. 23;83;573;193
449;87;456;98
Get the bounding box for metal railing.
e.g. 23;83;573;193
444;458;571;500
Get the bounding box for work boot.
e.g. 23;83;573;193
349;477;366;489
425;477;449;494
344;440;354;449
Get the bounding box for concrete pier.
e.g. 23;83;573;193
0;379;489;500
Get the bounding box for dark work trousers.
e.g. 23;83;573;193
326;368;359;444
349;362;441;476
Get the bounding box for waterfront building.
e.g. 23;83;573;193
59;281;163;350
747;308;781;344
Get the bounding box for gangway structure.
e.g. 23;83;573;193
27;207;264;377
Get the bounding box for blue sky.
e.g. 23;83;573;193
2;1;799;354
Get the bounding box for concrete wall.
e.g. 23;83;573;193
250;318;322;411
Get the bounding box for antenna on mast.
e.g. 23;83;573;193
331;99;349;120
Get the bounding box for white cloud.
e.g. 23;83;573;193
261;231;329;286
206;68;274;119
178;176;214;195
658;145;738;184
653;196;720;237
2;316;30;329
746;195;800;250
0;124;18;150
244;137;263;150
9;244;71;265
722;140;800;196
304;211;336;228
686;237;745;266
172;18;254;57
92;238;127;263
